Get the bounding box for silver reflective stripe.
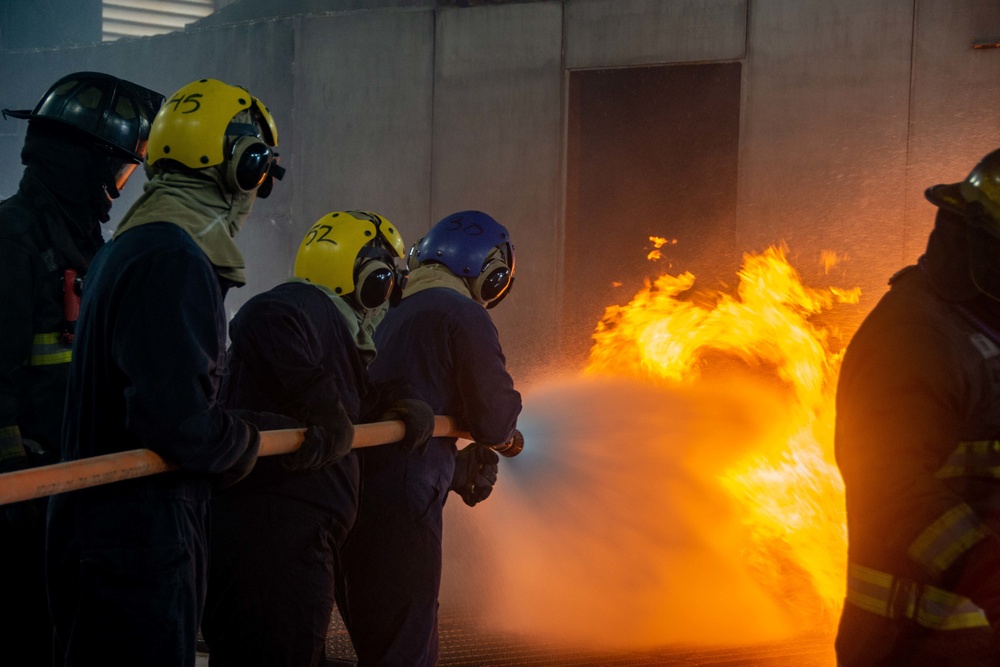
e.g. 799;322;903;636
907;503;989;577
846;563;989;631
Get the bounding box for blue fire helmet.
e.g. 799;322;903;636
411;210;515;308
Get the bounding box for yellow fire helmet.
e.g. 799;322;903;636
926;147;1000;236
146;78;279;171
294;211;408;308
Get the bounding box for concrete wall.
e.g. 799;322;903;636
2;0;1000;376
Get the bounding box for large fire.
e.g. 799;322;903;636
585;243;860;624
446;242;863;650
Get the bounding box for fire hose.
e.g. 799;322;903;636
0;416;524;507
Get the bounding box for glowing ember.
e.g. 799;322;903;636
585;243;860;625
646;236;677;261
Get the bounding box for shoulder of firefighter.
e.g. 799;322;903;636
836;273;1000;634
0;191;85;471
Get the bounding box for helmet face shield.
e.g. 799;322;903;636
110;158;138;194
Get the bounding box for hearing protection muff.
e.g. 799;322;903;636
354;246;397;309
225;124;285;199
471;248;515;309
293;211;407;308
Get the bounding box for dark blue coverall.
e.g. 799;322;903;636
203;280;400;667
46;222;260;667
339;286;521;666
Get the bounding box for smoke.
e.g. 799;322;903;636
441;372;811;650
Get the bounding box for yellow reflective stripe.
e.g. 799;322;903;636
907;503;988;577
28;332;71;366
0;424;24;463
937;440;1000;479
846;563;990;631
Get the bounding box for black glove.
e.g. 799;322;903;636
280;403;355;472
217;426;262;489
450;443;499;507
381;398;435;455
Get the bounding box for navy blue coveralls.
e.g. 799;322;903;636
46;222;259;667
339;286;521;666
203;281;399;667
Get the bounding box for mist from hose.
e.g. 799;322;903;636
443;374;809;649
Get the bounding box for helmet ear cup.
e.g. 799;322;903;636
354;259;396;309
225;134;272;194
471;256;513;306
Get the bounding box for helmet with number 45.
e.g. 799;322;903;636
146;78;285;198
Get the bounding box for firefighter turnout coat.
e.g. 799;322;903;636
835;218;1000;665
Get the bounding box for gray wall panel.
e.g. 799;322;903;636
739;0;914;310
906;0;1000;260
564;0;746;69
0;22;297;319
433;2;563;377
6;1;1000;369
292;10;434;254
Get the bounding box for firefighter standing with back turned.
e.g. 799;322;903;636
338;210;522;666
202;210;434;667
45;78;337;667
835;148;1000;665
0;71;163;666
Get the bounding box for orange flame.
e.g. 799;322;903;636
585;243;860;625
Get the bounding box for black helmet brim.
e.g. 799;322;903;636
925;182;968;216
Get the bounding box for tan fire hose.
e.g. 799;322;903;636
0;416;522;507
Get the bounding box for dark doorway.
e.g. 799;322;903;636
562;63;742;366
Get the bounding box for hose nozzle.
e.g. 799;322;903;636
489;429;524;457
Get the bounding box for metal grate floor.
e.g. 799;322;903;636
323;608;836;667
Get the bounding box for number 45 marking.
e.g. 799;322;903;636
166;93;203;114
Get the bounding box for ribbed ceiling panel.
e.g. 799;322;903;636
102;0;215;42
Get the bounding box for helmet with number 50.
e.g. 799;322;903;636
294;211;407;310
409;210;515;309
146;78;285;198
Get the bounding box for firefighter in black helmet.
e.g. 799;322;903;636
0;71;163;667
835;148;1000;665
